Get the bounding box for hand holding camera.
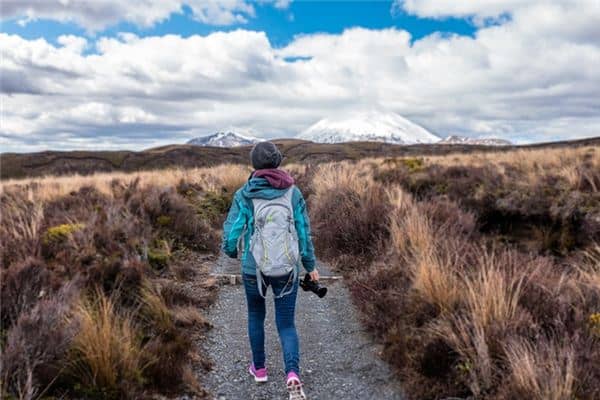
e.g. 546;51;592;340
299;272;328;298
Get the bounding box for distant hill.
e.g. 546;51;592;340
187;132;259;147
1;137;598;180
299;110;440;144
439;135;512;146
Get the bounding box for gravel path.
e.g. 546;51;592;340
202;256;404;400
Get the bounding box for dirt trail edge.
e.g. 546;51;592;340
200;255;405;400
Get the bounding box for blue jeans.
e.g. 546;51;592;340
242;272;300;375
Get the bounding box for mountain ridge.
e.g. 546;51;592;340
187;132;259;147
439;135;512;146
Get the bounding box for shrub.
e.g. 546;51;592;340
0;257;52;327
142;327;193;390
0;193;44;268
147;240;172;270
42;223;85;245
134;186;219;252
1;284;78;399
310;164;391;267
195;190;234;224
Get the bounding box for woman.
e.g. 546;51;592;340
221;141;318;400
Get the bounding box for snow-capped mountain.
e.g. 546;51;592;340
438;135;512;146
298;110;440;145
187;132;259;147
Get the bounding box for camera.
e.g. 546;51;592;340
299;273;328;298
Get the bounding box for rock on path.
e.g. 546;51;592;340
202;256;404;400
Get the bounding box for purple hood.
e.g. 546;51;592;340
252;168;295;189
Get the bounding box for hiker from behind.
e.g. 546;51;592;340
221;141;318;400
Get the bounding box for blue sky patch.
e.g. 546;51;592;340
1;1;477;49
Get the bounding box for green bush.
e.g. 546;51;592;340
42;223;85;245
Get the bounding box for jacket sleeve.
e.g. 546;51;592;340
293;187;316;272
221;190;248;258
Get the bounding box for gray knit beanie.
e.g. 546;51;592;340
250;141;282;170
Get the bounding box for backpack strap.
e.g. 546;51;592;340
257;267;297;299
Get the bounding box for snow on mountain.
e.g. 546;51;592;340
298;110;440;145
439;135;512;146
187;132;259;147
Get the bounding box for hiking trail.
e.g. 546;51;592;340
200;254;405;400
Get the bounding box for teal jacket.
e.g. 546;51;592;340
221;177;316;276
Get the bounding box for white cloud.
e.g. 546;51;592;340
1;1;599;151
0;0;290;31
57;34;88;53
395;0;600;31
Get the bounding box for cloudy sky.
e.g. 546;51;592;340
1;0;599;152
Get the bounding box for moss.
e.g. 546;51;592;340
156;215;172;227
590;313;600;337
195;190;232;222
148;248;169;270
401;157;425;173
72;383;121;400
434;182;449;194
147;239;171;270
42;223;85;245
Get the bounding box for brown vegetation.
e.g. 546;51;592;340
307;145;600;399
2;143;599;399
3;136;598;180
0;165;248;399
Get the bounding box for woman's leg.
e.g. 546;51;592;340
273;276;300;375
243;273;267;369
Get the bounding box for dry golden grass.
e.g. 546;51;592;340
392;206;435;258
463;251;526;331
0;198;44;265
385;187;463;312
431;315;493;396
69;291;147;392
410;251;463;313
505;338;575;400
578;244;600;291
424;145;594;168
423;145;599;189
138;282;174;333
310;161;371;196
0;163;252;202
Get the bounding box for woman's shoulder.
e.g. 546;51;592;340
290;185;306;205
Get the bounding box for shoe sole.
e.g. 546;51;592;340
287;379;306;399
249;366;268;383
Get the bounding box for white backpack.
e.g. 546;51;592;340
249;187;299;298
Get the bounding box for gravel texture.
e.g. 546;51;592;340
202;257;405;400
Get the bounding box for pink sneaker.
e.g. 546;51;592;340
249;364;268;383
286;372;306;400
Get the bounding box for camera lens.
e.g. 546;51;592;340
316;286;327;298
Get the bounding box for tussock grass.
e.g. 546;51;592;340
462;250;526;331
579;244;600;291
69;291;147;395
504;338;575;400
410;251;463;314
